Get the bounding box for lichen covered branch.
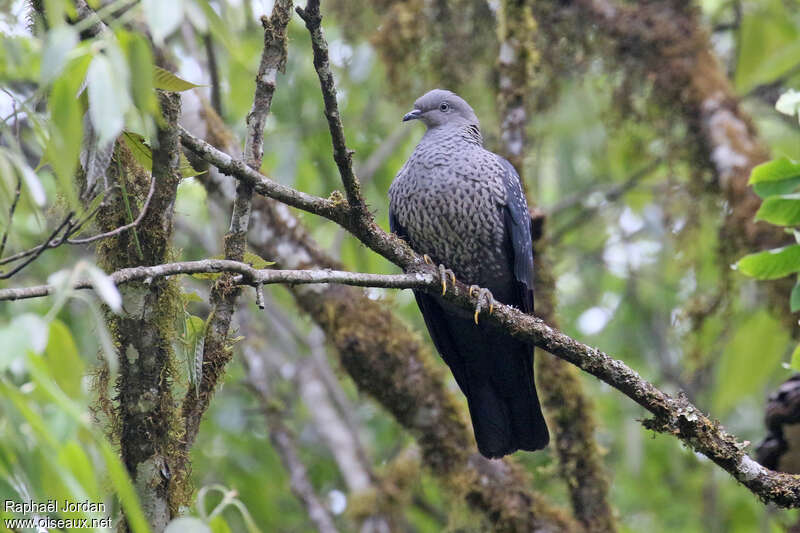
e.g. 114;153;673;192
0;260;435;302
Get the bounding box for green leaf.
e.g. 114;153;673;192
58;441;100;500
792;277;800;312
86;263;122;313
122;131;153;171
98;440;150;533
243;251;275;270
122;130;202;177
87;53;128;145
7;151;46;207
153;66;202;92
181;290;205;304
40;25;79;84
736;245;800;280
753;177;800;199
749;157;800;199
754;194;800;226
119;31;157;116
734;0;800;93
183;314;205;396
45;320;84;399
209;515;233;533
714;310;789;415
791;344;800;372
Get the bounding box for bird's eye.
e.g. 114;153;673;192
439;102;450;112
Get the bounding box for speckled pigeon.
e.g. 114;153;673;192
388;89;549;458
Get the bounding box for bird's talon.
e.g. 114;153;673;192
469;286;495;325
423;254;433;265
438;264;456;295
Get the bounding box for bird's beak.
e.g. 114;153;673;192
403;109;422;122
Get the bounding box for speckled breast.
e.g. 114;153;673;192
389;138;509;285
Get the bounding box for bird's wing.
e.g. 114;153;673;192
497;156;535;314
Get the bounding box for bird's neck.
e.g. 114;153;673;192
425;124;483;146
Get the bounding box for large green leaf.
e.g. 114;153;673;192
714;310;789;416
736;244;800;280
734;0;800;94
754;193;800;225
749;157;800;198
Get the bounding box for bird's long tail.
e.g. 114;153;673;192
413;292;549;458
465;337;549;458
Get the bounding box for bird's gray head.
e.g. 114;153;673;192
402;89;480;130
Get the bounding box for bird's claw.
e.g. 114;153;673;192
422;255;456;295
469;285;495;324
437;264;456;295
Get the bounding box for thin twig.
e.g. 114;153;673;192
68;175;156;244
179;127;343;222
0;176;21;260
296;0;367;216
0;213;75;279
203;33;223;116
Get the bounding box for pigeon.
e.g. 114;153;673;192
388;89;549;458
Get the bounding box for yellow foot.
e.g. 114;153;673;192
469;285;495;324
423;254;433;265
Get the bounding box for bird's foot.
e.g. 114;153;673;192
422;255;456;295
437;264;457;296
469;286;495;325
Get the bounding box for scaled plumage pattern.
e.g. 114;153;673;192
388;89;549;458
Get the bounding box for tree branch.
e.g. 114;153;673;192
180;127;420;268
295;0;367;217
0;260;435;302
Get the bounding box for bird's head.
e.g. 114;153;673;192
402;89;480;130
